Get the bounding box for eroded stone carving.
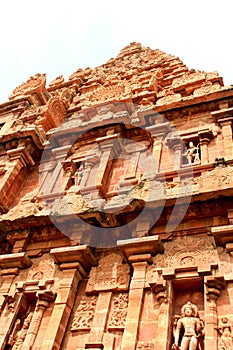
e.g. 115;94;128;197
184;142;200;165
27;255;55;281
136;341;155;350
216;317;233;350
71;296;97;330
108;293;128;329
86;253;130;293
164;236;217;269
9;312;33;350
172;302;204;350
9;73;46;100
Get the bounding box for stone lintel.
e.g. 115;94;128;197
211;107;233;122
211;225;233;246
0;252;32;269
16;279;54;292
146;122;170;139
52;145;71;159
198;128;214;141
50;245;96;271
6;146;35;166
117;235;164;261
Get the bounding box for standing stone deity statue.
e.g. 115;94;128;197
9;312;33;350
216;317;233;350
172;301;204;350
185;142;200;164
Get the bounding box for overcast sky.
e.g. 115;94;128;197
0;0;232;103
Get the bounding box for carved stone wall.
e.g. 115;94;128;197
0;42;232;350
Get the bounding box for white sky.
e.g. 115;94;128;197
0;0;232;103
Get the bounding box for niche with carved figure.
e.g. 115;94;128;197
5;294;36;350
182;138;201;166
171;277;204;350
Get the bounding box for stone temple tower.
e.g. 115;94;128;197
0;42;232;350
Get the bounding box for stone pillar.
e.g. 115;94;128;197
85;292;112;350
117;236;164;350
146;119;170;173
150;280;173;350
221;120;233;160
198;129;213;165
21;290;56;350
95;134;121;194
204;276;225;350
0;146;34;212
199;138;209;164
41;245;95;350
166;137;182;169
121;256;149;350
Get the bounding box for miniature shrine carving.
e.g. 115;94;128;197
86;253;130;293
173;302;204;350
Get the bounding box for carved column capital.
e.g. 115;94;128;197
150;280;167;304
205;276;225;300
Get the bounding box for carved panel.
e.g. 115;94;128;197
71;296;97;331
217;317;233;350
164;236;217;268
136;341;155;350
86;253;130;293
146;236;217;284
27;255;55;281
108;293;128;329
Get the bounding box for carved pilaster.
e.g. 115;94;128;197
205;276;225;350
41;245;95;350
198;129;213;164
212;108;233;161
146;118;170;173
21;290;56;350
118;236;164;350
85;253;130;349
150;280;173;350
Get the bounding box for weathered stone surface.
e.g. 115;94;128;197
0;42;232;350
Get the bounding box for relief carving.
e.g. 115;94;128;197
108;293;128;329
71;296;97;330
86;253;130;293
172;302;204;350
8;312;33;350
164;236;217;269
216;317;233;350
27;255;55;281
9;73;46;101
136;341;155;350
199;166;233;191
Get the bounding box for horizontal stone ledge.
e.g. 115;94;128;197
117;235;164;260
0;252;32;269
50;245;96;271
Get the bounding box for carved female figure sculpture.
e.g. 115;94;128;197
173;301;204;350
185;142;200;164
217;317;233;350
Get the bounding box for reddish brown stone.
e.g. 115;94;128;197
0;42;232;350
